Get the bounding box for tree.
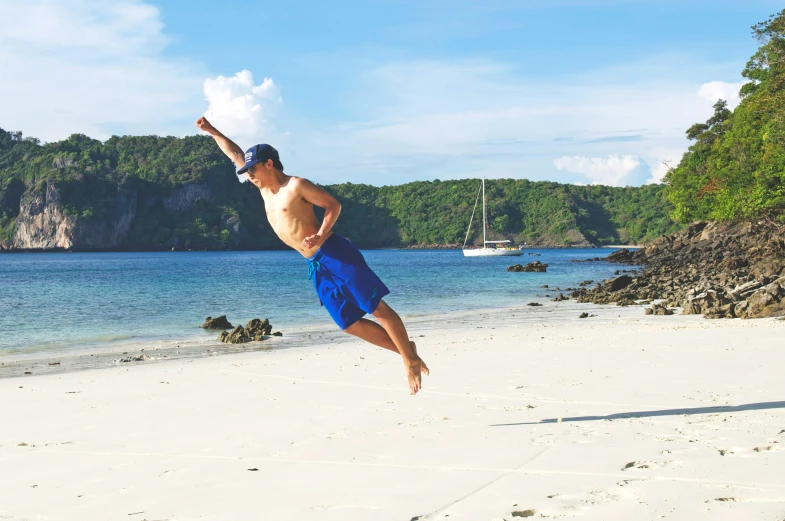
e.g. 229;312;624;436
665;9;785;223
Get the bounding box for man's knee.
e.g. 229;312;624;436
372;299;396;320
343;321;361;336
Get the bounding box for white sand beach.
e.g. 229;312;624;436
2;303;784;521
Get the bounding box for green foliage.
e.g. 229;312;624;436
329;178;678;247
665;9;785;222
0;126;679;249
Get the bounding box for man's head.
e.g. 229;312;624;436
237;144;283;180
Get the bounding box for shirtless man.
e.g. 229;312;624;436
196;117;429;394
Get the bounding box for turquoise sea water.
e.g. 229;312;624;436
0;248;632;355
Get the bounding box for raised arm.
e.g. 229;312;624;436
195;117;245;169
295;178;342;249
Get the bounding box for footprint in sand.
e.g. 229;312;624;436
622;460;678;471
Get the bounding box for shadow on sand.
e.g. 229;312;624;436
490;401;785;427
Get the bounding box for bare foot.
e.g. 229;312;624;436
410;341;430;376
405;357;423;395
405;341;430;395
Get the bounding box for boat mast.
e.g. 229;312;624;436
462;182;483;249
482;176;486;245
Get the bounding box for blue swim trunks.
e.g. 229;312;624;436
308;233;390;330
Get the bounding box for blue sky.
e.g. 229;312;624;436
0;0;781;186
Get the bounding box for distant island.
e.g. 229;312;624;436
0;129;679;252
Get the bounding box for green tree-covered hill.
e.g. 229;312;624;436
0;128;679;250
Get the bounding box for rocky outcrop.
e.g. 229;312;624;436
218;318;274;344
219;325;252;344
52;156;77;169
508;262;548;272
575;221;785;319
12;181;136;250
245;318;272;339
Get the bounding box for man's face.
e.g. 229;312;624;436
248;159;272;179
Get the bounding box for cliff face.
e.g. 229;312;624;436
13;183;74;249
2;179;265;251
12;182;137;250
162;183;210;212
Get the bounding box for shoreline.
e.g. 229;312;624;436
0;299;626;379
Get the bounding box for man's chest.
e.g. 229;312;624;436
261;189;302;223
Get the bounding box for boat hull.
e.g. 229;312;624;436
462;248;523;257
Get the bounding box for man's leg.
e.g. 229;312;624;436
344;318;400;353
343;301;429;395
344;317;427;360
375;299;429;394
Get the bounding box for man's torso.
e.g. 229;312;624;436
259;176;330;258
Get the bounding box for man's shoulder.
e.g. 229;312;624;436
288;176;316;189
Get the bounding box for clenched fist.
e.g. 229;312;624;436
302;232;323;249
195;116;216;134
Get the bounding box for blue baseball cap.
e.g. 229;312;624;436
237;144;280;174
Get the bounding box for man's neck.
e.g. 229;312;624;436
254;170;289;191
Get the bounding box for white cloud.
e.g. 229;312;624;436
293;57;741;186
203;71;283;142
201;70;288;182
553;154;649;186
698;81;745;108
645;147;684;184
0;0;204;141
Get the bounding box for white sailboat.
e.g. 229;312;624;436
462;177;523;257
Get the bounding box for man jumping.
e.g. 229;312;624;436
196;117;429;394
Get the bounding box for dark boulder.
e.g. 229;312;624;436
526;302;543;307
219;325;251;344
683;289;727;316
507;261;548;273
739;281;785;318
245;318;272;340
608;275;633;292
201;315;233;329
